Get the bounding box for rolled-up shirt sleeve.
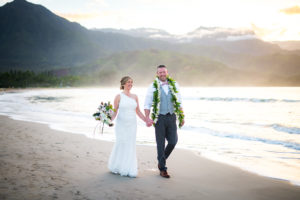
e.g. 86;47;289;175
144;83;154;110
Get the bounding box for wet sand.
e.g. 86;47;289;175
0;115;300;200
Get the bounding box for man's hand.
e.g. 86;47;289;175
180;119;185;127
144;109;153;127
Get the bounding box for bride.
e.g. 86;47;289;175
108;76;149;177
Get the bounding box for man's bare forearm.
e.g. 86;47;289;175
144;109;150;119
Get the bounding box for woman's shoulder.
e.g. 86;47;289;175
115;93;121;100
131;93;138;99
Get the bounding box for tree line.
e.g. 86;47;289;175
0;70;83;88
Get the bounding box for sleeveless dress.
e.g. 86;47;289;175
108;93;138;177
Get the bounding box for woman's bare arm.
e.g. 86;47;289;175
111;94;120;121
134;95;147;123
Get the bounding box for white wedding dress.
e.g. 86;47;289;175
108;92;138;177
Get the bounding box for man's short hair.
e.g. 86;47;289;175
157;65;167;69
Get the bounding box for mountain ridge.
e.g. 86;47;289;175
0;0;299;86
0;0;172;70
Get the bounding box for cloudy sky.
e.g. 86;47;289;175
1;0;300;41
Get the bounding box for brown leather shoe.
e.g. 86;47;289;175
160;170;170;178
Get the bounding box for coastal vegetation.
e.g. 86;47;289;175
0;70;82;88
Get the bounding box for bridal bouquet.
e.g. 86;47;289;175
93;101;115;133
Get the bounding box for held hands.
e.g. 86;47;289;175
145;117;185;127
146;118;153;127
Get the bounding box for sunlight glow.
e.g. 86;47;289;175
1;0;300;41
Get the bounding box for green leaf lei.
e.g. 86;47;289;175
151;76;185;128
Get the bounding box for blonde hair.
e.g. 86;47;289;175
120;76;132;90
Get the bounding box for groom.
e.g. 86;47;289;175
144;65;184;178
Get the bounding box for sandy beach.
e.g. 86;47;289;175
0;115;300;200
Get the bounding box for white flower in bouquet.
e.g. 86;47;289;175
93;101;115;134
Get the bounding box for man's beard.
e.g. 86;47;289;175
159;76;167;81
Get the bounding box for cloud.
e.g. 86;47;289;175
88;0;108;7
280;5;300;15
56;13;99;21
250;24;297;41
0;0;11;5
224;35;258;41
251;24;273;39
186;27;256;41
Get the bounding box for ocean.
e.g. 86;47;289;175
0;87;299;185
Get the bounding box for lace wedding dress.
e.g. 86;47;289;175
108;93;138;177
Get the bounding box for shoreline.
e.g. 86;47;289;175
1;115;300;199
3;111;300;188
1;88;300;189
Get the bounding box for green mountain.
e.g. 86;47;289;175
235;53;300;77
102;28;300;78
274;41;300;51
83;49;289;86
0;0;98;69
0;0;299;86
0;0;169;71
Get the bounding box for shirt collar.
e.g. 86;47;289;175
159;80;168;85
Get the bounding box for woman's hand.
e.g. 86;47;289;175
111;94;120;121
146;117;153;127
